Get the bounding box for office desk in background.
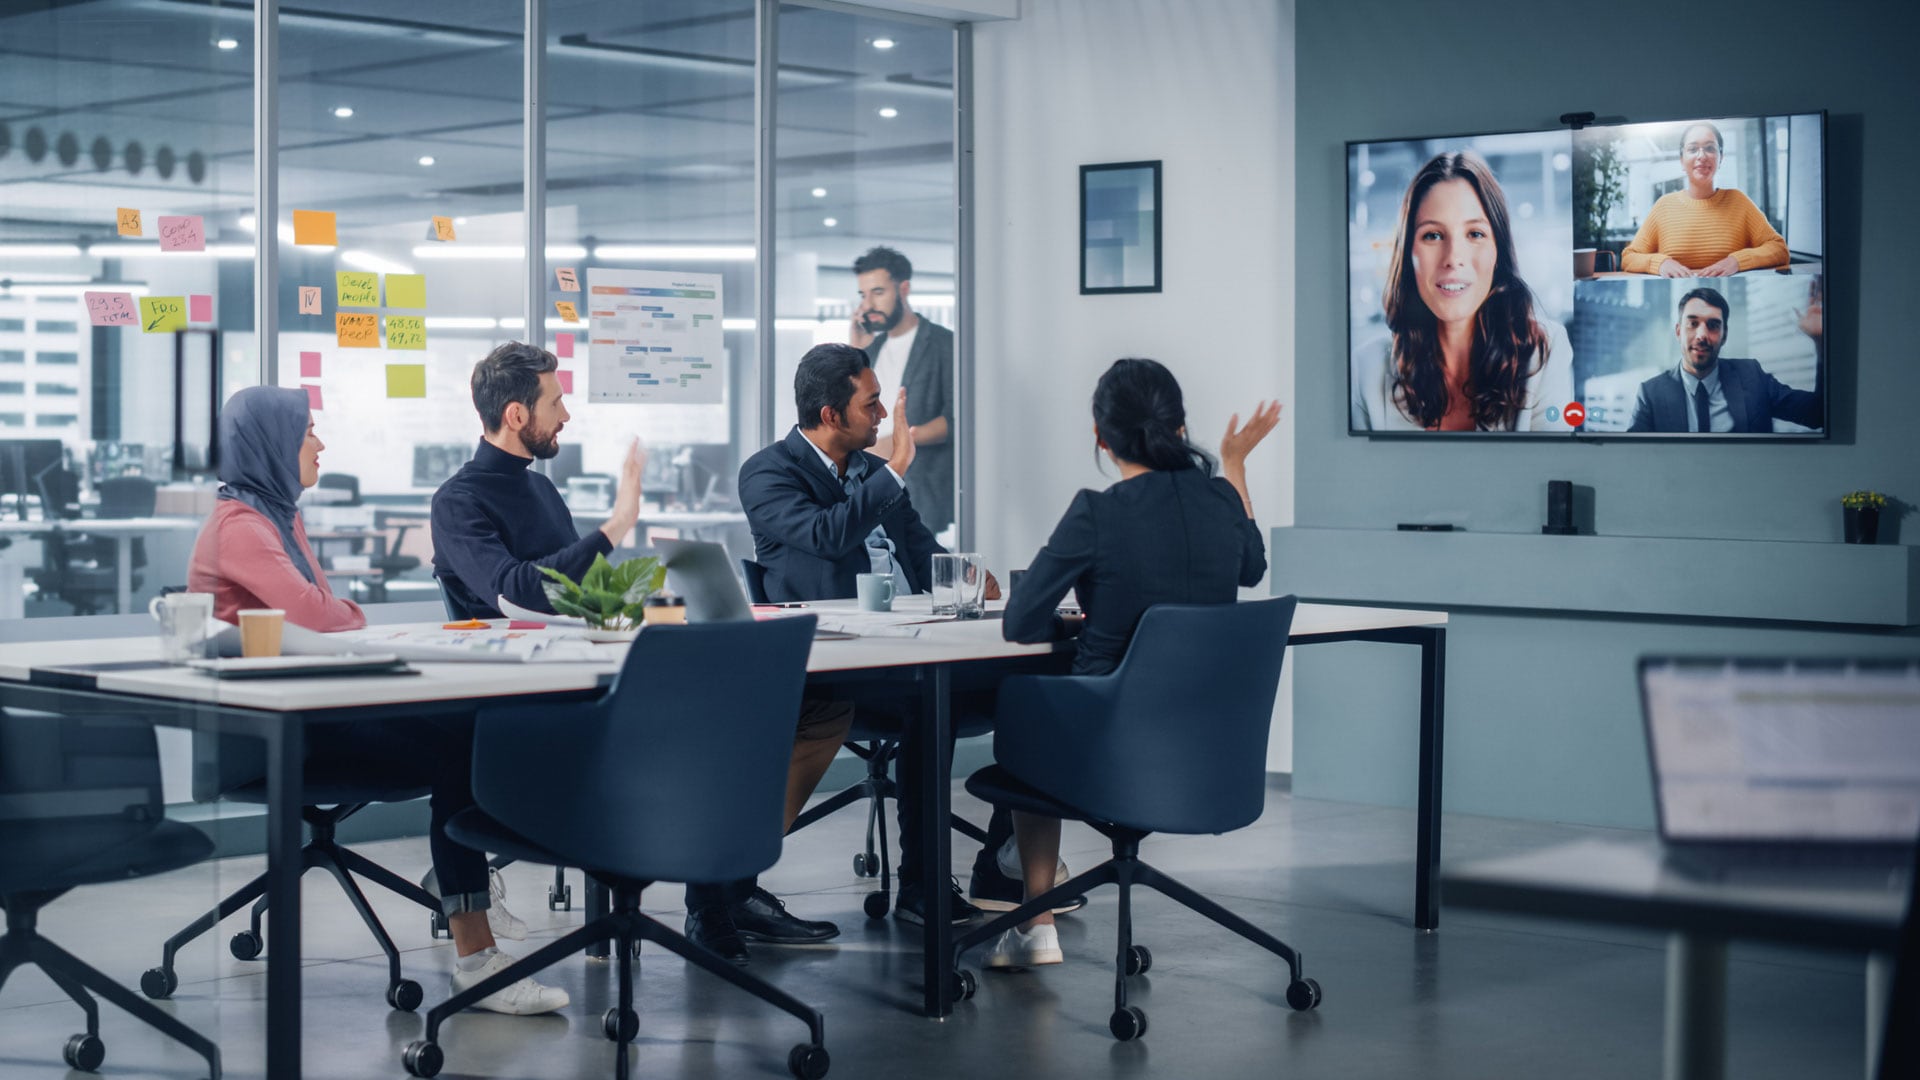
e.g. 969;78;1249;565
569;508;747;548
0;515;204;614
1444;838;1907;1080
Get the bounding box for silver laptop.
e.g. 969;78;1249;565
651;538;854;639
1639;657;1920;875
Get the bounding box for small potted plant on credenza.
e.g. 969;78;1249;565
1841;490;1887;544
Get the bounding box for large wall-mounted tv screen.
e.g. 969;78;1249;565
1347;113;1825;438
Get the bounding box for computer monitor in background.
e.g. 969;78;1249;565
683;444;735;508
411;444;470;489
0;439;67;520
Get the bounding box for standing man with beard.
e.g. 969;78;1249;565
431;341;645;619
850;246;955;536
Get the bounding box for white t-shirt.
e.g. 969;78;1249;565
871;320;918;436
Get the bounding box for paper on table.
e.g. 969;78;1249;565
497;594;587;627
203;618;602;663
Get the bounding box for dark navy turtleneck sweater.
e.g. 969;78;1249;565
430;439;612;619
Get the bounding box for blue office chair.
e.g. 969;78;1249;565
401;615;830;1080
742;559;992;920
1;711;222;1078
950;596;1319;1040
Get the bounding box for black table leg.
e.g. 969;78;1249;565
1414;628;1445;931
920;664;952;1018
265;713;305;1079
585;880;610;958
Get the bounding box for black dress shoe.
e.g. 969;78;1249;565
728;887;840;944
894;877;983;926
685;906;751;966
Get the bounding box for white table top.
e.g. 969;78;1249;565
0;515;203;534
0;600;1444;715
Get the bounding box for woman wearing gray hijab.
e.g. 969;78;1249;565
186;386;566;1015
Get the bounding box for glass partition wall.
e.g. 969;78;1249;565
0;0;966;619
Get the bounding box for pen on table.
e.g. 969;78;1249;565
442;619;490;630
752;602;808;609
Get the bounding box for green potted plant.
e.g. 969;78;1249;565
1841;490;1887;544
538;554;666;632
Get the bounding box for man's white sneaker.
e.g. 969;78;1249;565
983;923;1063;970
487;868;528;941
449;949;570;1016
998;836;1069;885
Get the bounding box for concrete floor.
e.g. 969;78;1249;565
0;785;1877;1080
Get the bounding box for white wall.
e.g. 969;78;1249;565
972;0;1298;769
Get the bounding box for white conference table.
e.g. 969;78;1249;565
0;515;204;614
0;597;1446;1076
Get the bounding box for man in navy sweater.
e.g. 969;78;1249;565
433;342;844;966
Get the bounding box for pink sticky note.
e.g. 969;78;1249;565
298;286;322;315
84;291;138;326
157;215;205;252
299;351;322;378
556;332;574;358
189;294;212;322
556;370;574;395
303;385;324;411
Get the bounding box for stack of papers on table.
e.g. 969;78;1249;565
206;620;606;663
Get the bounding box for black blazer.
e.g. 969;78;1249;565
867;318;955;533
738;427;944;603
1003;468;1267;676
1626;357;1823;433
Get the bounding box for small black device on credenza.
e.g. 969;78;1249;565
1543;480;1578;535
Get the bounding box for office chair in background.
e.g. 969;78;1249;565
0;711;222;1078
314;474;421;601
401;616;830;1079
951;597;1321;1040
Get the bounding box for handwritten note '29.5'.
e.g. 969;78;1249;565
84;291;138;327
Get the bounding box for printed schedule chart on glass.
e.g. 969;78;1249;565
586;268;726;404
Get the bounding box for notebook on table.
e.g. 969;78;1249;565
1639;656;1920;880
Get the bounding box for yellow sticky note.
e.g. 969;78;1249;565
336;312;379;348
292;209;338;246
386;364;427;398
336;271;380;308
385;274;426;309
385;316;426;350
554;300;579;323
432;216;456;242
138;296;187;333
116;208;142;236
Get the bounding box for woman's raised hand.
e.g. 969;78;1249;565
1221;401;1283;467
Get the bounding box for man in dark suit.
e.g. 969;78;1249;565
1627;286;1823;433
739;344;1012;927
850;246;956;534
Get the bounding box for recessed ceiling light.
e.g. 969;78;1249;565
872;38;895;50
216;38;239;50
418;156;436;167
823;217;838;228
877;107;898;119
811;187;827;198
333;105;354;118
453;217;468;225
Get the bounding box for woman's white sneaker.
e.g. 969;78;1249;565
450;949;570;1015
487;868;529;941
983;923;1063;970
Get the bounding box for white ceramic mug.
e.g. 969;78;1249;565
149;592;215;663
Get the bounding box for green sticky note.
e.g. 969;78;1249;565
385;364;427;398
336;271;380;308
139;296;187;333
385;315;426;350
385;273;426;309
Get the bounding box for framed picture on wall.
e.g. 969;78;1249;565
1080;160;1162;294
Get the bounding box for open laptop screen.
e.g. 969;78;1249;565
1640;658;1920;844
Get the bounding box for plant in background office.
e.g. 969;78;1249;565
1840;490;1887;545
539;555;665;629
1573;136;1625;251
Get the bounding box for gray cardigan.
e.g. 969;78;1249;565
867;317;955;533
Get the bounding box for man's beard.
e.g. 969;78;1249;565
862;302;904;335
523;425;561;459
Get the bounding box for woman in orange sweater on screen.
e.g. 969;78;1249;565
1620;121;1789;278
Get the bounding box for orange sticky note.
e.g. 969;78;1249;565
432;216;456;242
298;286;322;314
335;312;379;348
555;267;579;292
556;370;574;395
292;209;338;246
189;294;212;322
158;215;205;252
116;208;142;236
303;385;324;411
554;300;579;323
299;351;322;378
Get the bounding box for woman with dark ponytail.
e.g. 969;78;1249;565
982;357;1280;970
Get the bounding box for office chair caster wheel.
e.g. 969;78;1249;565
429;912;449;940
1285;977;1322;1011
140;967;177;1000
1108;1005;1148;1041
602;1006;639;1043
63;1032;105;1071
788;1042;830;1079
549;883;572;911
229;929;263;961
950;968;977;1001
1125;944;1152;976
853;852;878;877
402;1039;444;1077
862;891;890;919
387;979;424;1012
